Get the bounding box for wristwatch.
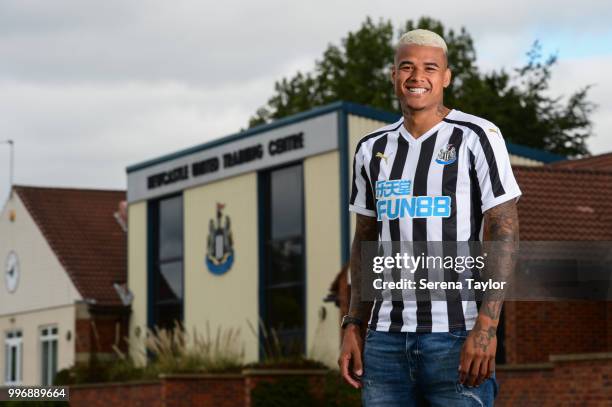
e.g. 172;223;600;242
341;315;363;329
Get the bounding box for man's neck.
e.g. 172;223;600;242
402;104;451;139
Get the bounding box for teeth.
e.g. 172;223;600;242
408;88;427;94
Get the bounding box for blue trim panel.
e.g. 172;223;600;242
337;110;350;265
256;171;266;361
146;200;155;331
341;101;401;124
126;100;565;173
505;141;565;163
146;193;185;333
257;162;307;358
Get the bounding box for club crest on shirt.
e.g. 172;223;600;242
435;144;457;165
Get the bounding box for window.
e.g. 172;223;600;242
4;330;22;385
40;326;58;386
150;194;184;331
260;164;305;356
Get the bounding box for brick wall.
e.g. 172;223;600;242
242;369;326;406
161;375;244;407
496;353;612;406
74;318;92;356
68;370;326;407
504;301;610;363
66;359;610;406
90;314;130;354
74;305;130;363
69;381;162;407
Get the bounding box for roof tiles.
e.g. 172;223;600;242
15;185;126;306
515;166;612;241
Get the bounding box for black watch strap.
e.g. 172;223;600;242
341;315;363;329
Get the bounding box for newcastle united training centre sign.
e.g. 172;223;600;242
126;111;338;202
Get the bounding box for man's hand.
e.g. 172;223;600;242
459;319;497;387
338;325;364;388
458;198;518;387
338;213;377;388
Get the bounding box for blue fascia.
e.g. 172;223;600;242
126;101;565;173
505;141;565;163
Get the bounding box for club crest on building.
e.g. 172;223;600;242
205;203;234;275
435;144;457;165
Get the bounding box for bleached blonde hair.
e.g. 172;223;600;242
396;29;448;55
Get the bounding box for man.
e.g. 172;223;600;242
338;29;520;406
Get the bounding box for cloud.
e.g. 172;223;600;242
0;0;610;202
0;77;273;195
1;0;610;85
548;55;612;154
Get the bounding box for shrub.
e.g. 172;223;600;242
54;356;149;385
55;321;245;385
249;371;360;407
245;319;327;370
251;376;317;407
143;321;244;375
322;370;361;407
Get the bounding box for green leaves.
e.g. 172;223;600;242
250;17;594;157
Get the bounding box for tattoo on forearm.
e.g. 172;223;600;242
472;320;497;352
480;200;519;323
482;301;503;321
348;214;378;322
483;199;519;243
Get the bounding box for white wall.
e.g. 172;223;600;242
0;305;76;385
0;192;82;385
0;193;82;315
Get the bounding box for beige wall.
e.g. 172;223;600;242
0;304;76;386
127;154;345;366
0;193;82;316
0;192;82;385
183;173;259;362
303;151;341;366
347;115;389;237
510;154;543;167
126;201;148;365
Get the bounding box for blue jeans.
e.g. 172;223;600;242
362;329;499;406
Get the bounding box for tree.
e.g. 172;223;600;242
249;17;595;157
249;17;396;125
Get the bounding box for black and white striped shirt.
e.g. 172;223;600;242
349;109;522;332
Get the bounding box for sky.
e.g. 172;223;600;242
0;0;610;202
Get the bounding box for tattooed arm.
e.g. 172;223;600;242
348;214;379;324
459;199;519;387
338;213;378;388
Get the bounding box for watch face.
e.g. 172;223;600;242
5;251;19;293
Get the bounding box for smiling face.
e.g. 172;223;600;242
392;44;451;113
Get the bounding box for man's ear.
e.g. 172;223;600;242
443;68;452;88
390;65;396;84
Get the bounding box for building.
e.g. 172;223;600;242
505;163;612;363
330;157;612;364
547;151;612;171
125;101;566;366
0;186;129;386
